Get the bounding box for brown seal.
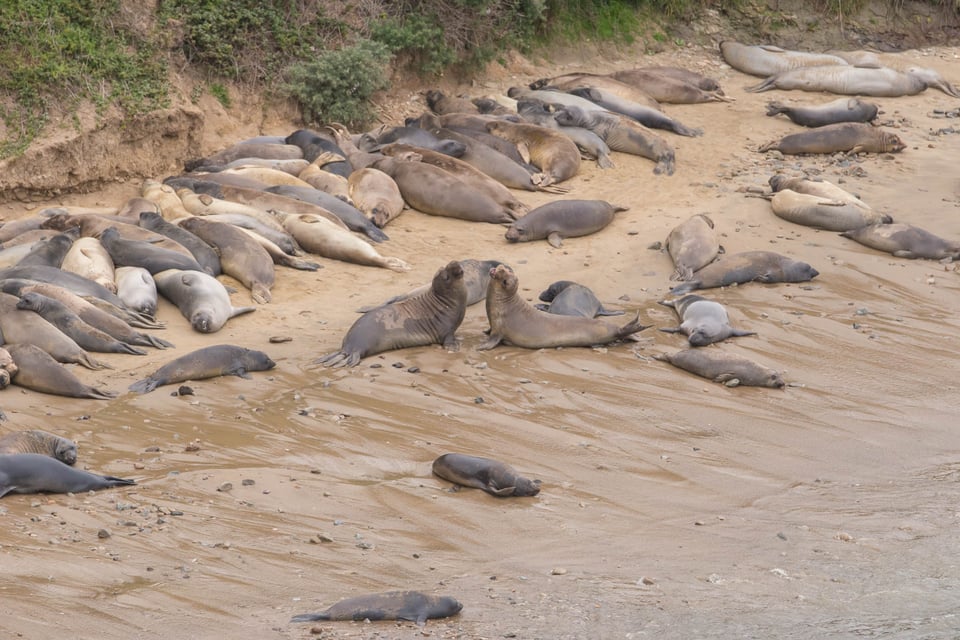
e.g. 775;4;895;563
59;236;118;293
0;430;77;465
358;259;504;312
317;261;467;368
840;223;960;260
759;122;905;155
607;68;730;103
290;591;463;626
769;189;891;231
746;65;960;98
485;120;581;186
658;295;756;347
505;199;627;248
347;167;406;229
129;344;276;394
5;343;117;399
0;346;17;388
665;213;721;281
425;89;481;115
432;453;541;497
765;97;879;127
479;264;649;350
656;349;785;388
0;453;134;497
184;141;303;171
15;292;147;356
669;251;819;295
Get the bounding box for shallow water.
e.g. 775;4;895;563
2;44;960;639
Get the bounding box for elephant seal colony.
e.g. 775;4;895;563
1;36;959;639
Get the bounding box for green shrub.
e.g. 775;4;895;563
284;40;392;129
371;14;456;75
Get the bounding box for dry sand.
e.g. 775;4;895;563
2;42;960;639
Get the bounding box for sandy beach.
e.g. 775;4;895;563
2;40;960;639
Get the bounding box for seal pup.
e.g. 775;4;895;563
669;251;819;295
347;167;406;228
656;349;785;388
129;344;276;394
114;266;159;318
290;591;463;626
59;235;117;293
0;453;134;497
505;199;627;248
665;213;721;281
317;260;468;368
15;292;148;356
535;280;623;318
758;122;905;155
0;430;77;465
5;343;117;400
746;65;960;98
768;175;871;208
432;453;541;497
769;189;891;231
153;268;255;333
840;223;960;260
659;295;756;346
479;264;649;350
606;68;730;103
765;97;879;127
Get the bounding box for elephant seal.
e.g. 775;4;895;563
138;211;222;277
656;349;785;388
530;74;663;111
154;269;255;333
669;251;819;295
15;292;147;356
553;104;676;175
5;343;117;399
178;217;276;304
0;453;134;497
114;266;159;318
765;97;879;127
0;346;17;388
840;223;960;260
0;292;112;370
485;120;581;186
515;97;616;169
59;236;117;293
746;65;960;98
266;184;389;243
566;87;703;137
290;591;463;626
14;230;78;268
317;260;468;368
505;199;627;248
658;295;756;346
769;189;891;231
347;167;406;228
0;430;77;465
357;259;503;312
719;41;849;77
768;175;871;208
425;89;481;115
129;344;276;394
479;264;649;350
535;280;623;318
184;142;303;171
285;129;353;176
99;226;206;275
665;213;721;281
432;453;541;497
607;68;729;103
759;122;904;155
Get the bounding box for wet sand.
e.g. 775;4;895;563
1;43;960;639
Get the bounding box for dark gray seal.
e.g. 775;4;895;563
15;292;147;356
758;122;905;155
99;226;206;275
656;349;785;388
505;199;627;248
129;344;276;394
0;453;135;497
317;261;468;368
658;295;756;346
0;430;77;465
290;591;463;626
432;453;541;497
5;343;117;400
266;184;389;243
840;223;960;260
669;251;819;295
535;280;623;318
138;211;222;277
479;264;649;350
765;97;879;127
14;229;79;268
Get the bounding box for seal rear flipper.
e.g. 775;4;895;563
103;476;137;487
129;378;159;394
595;306;624;317
476;335;502;351
659;326;682;334
290;612;331;623
442;335;461;352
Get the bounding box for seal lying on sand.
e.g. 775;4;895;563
759;122;905;155
129;344;276;394
432;453;541;497
769;189;891;231
479;264;648;350
535;280;623;318
0;430;77;465
290;591;463;626
656;349;785;388
665;213;721;281
318;261;468;368
669;251;819;295
746;65;960;98
659;295;756;346
765;97;879;127
5;343;118;400
505;199;627;248
719;41;850;77
0;453;135;497
840;223;960;260
154;268;255;334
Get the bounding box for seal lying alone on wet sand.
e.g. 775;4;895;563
669;251;819;295
291;591;462;626
432;453;541;497
0;453;135;497
656;349;785;388
129;344;276;394
659;295;756;347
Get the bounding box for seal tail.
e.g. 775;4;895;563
290;612;332;623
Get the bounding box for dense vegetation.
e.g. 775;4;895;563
0;0;957;158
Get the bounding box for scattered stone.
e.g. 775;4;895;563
217;482;233;492
97;529;111;539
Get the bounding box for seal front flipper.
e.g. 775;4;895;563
290;612;330;623
659;326;682;334
489;485;517;497
547;231;563;248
